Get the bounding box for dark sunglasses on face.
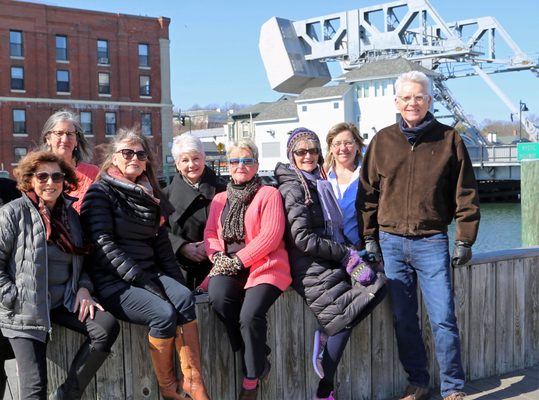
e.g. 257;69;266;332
228;157;256;166
31;171;66;183
293;148;320;157
116;149;148;161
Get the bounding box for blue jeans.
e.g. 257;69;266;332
379;231;464;397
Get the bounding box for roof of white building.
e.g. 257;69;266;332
341;57;440;82
295;84;352;101
254;96;298;121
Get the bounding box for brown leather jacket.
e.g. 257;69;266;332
357;120;480;243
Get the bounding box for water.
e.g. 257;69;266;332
448;202;521;253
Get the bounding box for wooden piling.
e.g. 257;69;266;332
521;159;539;246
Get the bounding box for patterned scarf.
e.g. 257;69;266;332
26;191;89;255
222;177;262;243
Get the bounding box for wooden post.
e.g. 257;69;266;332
521;159;539;246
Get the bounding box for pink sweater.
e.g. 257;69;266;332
204;185;292;291
69;162;99;213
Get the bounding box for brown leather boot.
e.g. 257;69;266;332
175;321;210;400
148;335;183;400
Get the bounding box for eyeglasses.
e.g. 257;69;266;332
331;140;356;149
396;95;429;104
31;171;65;183
116;149;148;161
228;158;256;166
49;130;77;139
293;148;320;157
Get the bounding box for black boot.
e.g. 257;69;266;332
49;343;109;400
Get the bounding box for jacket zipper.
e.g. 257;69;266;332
35;206;53;339
407;143;416;235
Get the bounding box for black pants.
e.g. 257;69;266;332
8;306;118;400
208;272;282;379
99;275;196;338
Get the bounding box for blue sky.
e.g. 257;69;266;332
31;0;539;125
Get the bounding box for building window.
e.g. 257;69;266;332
357;81;371;98
14;147;27;163
302;105;307;112
333;102;339;109
141;113;152;136
105;112;116;135
363;133;369;140
98;72;110;94
138;43;149;67
56;35;68;61
97;40;109;64
80;112;92;134
56;70;70;92
10;67;24;90
13;109;26;133
140;75;151;96
375;80;384;97
10;31;23;57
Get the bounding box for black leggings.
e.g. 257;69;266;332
8;306;118;400
208;273;282;379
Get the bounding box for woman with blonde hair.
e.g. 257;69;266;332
323;122;365;247
81;129;209;399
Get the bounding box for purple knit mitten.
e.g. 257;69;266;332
345;250;376;286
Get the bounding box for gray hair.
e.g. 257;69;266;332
40;109;91;163
171;134;205;162
395;71;432;96
227;139;259;161
100;127;161;193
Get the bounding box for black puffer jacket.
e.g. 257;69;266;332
163;167;226;288
275;162;386;336
80;173;183;297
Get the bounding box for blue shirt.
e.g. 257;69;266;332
327;166;361;246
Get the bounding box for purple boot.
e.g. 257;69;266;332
312;330;328;379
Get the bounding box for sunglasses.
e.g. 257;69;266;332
32;171;66;183
293;148;320;157
116;149;148;161
228;158;256;166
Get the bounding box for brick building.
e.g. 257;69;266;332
0;0;173;175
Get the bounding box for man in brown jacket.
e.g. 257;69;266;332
357;71;480;400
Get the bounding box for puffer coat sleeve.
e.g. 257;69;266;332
0;206;18;310
81;183;143;283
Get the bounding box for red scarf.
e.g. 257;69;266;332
26;191;90;255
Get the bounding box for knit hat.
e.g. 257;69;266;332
286;127;325;205
286;127;323;165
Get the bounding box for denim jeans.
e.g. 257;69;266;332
379;231;464;397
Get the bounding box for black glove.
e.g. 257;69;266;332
452;241;472;267
363;236;382;262
133;272;168;300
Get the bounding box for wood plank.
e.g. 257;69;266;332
454;264;471;380
524;257;539;367
95;321;125;400
259;296;278;400
513;258;526;370
349;314;372;400
371;298;394;399
495;259;515;374
130;323;158;400
468;263;496;379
